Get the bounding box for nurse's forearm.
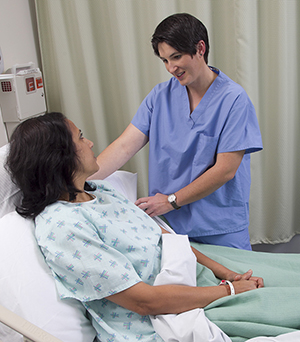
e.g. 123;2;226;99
135;151;245;217
94;142;130;179
90;124;148;180
175;150;245;207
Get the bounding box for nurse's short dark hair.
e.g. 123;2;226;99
151;13;210;64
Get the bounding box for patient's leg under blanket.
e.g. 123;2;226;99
192;243;300;342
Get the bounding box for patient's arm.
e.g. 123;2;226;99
106;280;257;316
191;246;263;287
91;124;148;180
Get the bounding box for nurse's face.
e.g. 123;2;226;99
158;42;203;87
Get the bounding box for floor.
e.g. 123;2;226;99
252;234;300;253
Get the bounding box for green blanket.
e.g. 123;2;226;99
191;243;300;342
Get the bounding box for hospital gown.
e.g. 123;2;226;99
131;67;263;242
35;180;164;342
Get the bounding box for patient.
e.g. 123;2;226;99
5;112;264;341
6;112;300;342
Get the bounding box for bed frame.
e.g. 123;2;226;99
0;304;62;342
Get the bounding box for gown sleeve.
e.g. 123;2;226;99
35;209;142;302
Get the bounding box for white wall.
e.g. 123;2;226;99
0;0;41;147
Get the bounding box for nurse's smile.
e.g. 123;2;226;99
176;71;185;79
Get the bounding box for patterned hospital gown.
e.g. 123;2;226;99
35;180;164;342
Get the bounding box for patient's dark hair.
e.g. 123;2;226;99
6;112;93;219
151;13;210;64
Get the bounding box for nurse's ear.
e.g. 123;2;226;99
196;40;206;58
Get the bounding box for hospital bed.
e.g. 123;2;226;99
0;143;299;342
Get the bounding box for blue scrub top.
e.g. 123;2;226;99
131;68;263;238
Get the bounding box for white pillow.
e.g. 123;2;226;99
104;170;137;202
0;212;97;342
0;144;22;218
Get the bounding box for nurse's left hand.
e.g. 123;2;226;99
135;193;173;217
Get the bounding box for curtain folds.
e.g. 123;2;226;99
34;0;300;244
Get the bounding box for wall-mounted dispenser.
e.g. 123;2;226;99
0;62;46;138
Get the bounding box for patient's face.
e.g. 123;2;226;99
67;120;99;179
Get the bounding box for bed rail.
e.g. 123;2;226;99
0;304;62;342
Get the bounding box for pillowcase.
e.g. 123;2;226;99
0;144;22;218
103;170;137;202
0;212;97;342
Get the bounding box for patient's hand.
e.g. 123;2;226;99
229;269;264;288
232;278;260;294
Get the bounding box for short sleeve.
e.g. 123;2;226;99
131;87;157;137
35;211;141;302
217;91;263;155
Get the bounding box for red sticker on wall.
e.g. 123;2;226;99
26;77;35;92
36;77;43;89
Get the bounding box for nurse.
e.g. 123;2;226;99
96;13;263;250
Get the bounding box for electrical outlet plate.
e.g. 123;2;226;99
0;47;4;73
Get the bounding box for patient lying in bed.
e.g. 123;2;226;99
5;112;300;342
